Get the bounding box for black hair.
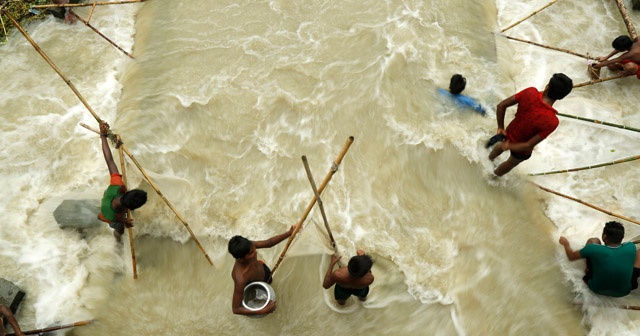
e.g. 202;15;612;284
228;236;253;259
348;255;373;278
547;73;573;100
121;189;147;210
612;35;633;51
603;221;624;244
449;74;466;95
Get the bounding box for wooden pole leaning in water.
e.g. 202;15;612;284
72;12;134;59
3;12;102;123
529;154;640;176
556;112;640;134
574;302;640;311
81;123;214;266
301;155;338;251
573;73;626;88
500;0;558;33
533;182;640;226
270;136;355;276
32;0;145;9
6;319;93;336
501;35;592;60
117;137;138;279
614;0;637;40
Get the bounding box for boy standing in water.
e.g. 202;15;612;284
323;249;374;305
488;73;573;176
97;121;147;242
559;221;640;297
228;226;295;316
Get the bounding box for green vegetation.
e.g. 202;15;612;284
1;1;51;44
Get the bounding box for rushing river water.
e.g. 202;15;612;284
2;0;640;335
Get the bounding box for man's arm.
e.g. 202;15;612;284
597;49;620;62
0;304;24;336
254;225;295;249
100;122;119;176
559;236;583;261
495;95;517;132
322;255;341;289
594;50;633;68
500;134;544;153
231;276;276;316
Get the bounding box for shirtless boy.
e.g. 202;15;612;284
592;35;640;79
322;249;374;305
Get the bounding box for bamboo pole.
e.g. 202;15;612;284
118;139;138;279
573;73;626;88
574;302;640;311
72;11;134;59
301;155;337;251
614;0;637;40
500;0;558;33
502;35;592;60
533;182;640;226
3;12;102;123
87;3;97;22
81;123;214;266
6;319;93;336
557;112;640;133
529;154;640;176
270;136;355;276
32;1;145;9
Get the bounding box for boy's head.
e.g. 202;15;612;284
612;35;633;51
121;189;147;210
449;74;466;95
603;221;624;245
228;235;254;259
546;73;573;100
348;254;373;278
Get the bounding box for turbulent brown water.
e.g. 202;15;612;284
2;0;640;335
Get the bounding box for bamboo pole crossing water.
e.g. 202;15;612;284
271;137;354;276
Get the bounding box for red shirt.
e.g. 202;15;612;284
506;87;559;154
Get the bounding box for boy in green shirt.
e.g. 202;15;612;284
97;121;147;241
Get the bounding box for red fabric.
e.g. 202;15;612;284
109;173;124;186
620;60;640;79
506;87;559;155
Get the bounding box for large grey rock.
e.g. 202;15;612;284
53;199;103;229
0;278;25;314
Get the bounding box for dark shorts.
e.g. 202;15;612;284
510;150;532;161
334;284;369;301
109;221;125;234
260;261;272;284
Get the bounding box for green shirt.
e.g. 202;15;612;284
100;184;124;222
580;242;637;297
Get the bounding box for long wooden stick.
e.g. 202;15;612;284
500;0;558;33
71;12;134;59
301;155;337;251
502;35;592;60
614;0;637;40
574;302;640;311
32;1;145;9
573;73;626;88
533;182;640;226
6;319;93;336
557;112;640;133
529;154;640;176
270;136;354;276
118;140;138;279
81;123;214;266
3;11;102;123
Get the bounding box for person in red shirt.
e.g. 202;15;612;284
488;73;573;176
